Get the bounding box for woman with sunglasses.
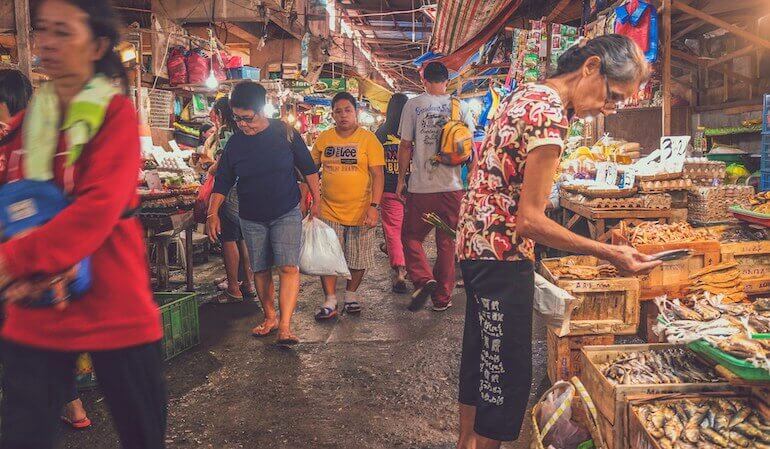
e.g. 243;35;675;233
454;35;661;449
207;82;320;346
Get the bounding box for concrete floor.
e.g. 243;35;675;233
58;233;550;449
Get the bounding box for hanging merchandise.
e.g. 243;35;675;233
478;86;501;129
211;51;228;82
167;46;188;86
614;0;659;62
186;48;211;85
549;24;579;69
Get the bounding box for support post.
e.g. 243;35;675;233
662;0;672;135
14;0;31;79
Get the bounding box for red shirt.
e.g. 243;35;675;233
0;96;162;351
456;84;569;262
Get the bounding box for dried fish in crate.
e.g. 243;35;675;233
688;262;748;304
636;398;770;449
627;222;714;245
599;347;721;385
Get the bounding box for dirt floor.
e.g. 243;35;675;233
58;233;551;449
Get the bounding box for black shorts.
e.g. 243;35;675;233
219;208;242;242
459;259;534;442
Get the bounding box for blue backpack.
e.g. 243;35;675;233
0;178;92;307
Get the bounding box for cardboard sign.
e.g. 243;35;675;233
622;167;636;189
145;171;162;190
605;163;618;186
660;136;690;173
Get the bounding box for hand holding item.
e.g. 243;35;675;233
3;266;79;311
364;206;379;228
309;201;320;219
605;244;661;275
206;213;221;243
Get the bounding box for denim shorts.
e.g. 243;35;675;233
240;206;302;272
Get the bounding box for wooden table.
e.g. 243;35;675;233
141;211;195;292
560;198;674;243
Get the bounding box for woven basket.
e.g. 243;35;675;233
531;377;606;449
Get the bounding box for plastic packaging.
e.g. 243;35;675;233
299;217;351;279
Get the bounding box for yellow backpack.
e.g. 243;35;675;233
433;98;473;166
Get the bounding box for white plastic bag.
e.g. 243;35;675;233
535;381;591;449
534;273;577;337
299;217;351;279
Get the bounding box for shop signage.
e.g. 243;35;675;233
313;78;347;93
285;80;313;92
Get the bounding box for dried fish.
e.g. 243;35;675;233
728;407;751;428
701;427;729;447
599;347;721;385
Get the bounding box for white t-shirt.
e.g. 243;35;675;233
398;93;475;194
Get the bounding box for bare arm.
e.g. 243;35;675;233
369;166;384;205
304;172;321;217
206;193;226;242
396;139;413;201
516;146;660;273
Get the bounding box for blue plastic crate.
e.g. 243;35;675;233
762;171;770;192
764;93;770;134
227;66;260;81
763;135;770;172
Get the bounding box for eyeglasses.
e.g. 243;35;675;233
233;114;258;123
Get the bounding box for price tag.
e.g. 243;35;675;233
622;167;636;189
605;163;618;186
595;163;608;183
146;170;162;190
660;136;690;173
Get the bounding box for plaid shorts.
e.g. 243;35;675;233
321;219;376;270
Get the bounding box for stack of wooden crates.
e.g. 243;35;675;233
539;256;641;384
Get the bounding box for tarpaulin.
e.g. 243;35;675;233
430;0;523;70
358;78;393;113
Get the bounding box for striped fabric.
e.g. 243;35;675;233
431;0;517;55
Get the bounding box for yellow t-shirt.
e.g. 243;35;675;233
311;127;385;226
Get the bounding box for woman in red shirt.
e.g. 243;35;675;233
0;1;165;448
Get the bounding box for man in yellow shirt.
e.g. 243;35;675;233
311;92;385;320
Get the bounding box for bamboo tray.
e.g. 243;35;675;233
636;172;683;182
581;188;638;199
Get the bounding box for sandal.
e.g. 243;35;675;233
251;321;279;337
314;306;338;321
61;415;92;430
392;280;408;294
343;301;362;315
217;291;244;304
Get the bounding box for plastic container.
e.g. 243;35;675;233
687;339;770;381
762;171;770;192
155;292;200;361
227;66;260;80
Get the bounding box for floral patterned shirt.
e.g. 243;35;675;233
456;84;569;262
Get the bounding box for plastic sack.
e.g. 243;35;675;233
186;48;210;85
211;51;228;81
299;217;351;279
194;174;215;224
534;382;591;449
534;273;577;337
167;46;188;85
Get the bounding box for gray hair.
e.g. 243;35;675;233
552;34;649;82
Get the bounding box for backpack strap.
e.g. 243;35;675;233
450;97;461;122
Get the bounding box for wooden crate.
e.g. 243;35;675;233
721;240;770;296
638;301;662;343
580;344;734;449
546;327;614;383
628;393;754;449
611;230;721;300
539;256;641;335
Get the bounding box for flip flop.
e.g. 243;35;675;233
392;280;408;294
218;291;244;304
61;416;92;430
343;301;362;315
251;322;278;337
315;306;338;321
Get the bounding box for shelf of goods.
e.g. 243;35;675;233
539;256;641;336
628;393;770;449
611;224;721;300
763;94;769;191
579;344;736;449
709;225;770;297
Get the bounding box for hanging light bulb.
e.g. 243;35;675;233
205;70;219;90
263;102;277;117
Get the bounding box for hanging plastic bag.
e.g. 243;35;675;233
194;174;215;224
532;379;598;449
186;48;210;85
299;217;351;279
534;273;577;337
167;46;188;85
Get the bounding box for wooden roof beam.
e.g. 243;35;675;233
215;22;260;45
671;1;770;51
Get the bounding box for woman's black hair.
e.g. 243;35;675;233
553;34;648;82
0;69;33;116
230;81;267;112
212;97;237;132
332;92;357;110
33;0;129;93
376;93;408;141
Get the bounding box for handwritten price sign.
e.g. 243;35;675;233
660;136;691;173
